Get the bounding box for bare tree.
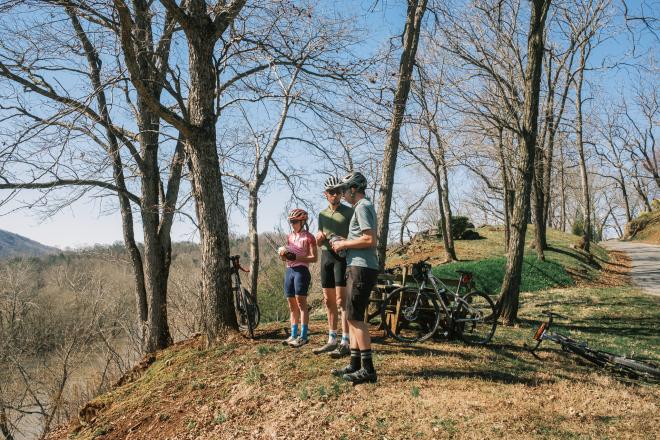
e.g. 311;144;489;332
391;182;434;245
0;1;182;352
219;6;367;298
114;0;250;342
376;0;428;270
622;81;660;190
403;62;458;261
497;0;552;323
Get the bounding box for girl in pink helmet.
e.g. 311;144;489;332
280;208;317;347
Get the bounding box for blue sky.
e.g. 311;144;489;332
0;1;407;248
0;0;656;248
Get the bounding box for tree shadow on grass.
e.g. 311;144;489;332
389;367;554;386
547;246;601;269
253;327;287;341
519;314;659;340
564;317;660;339
376;345;477;361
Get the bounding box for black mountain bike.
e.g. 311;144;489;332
380;259;497;344
229;255;260;338
528;311;660;382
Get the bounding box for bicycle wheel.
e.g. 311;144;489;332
607;356;660;382
380;287;441;343
563;341;660;382
453;291;497;345
238;288;260;338
244;288;260;330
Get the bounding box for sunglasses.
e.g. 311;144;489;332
290;219;301;224
326;189;340;196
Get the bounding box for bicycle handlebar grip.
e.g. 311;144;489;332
533;322;547;341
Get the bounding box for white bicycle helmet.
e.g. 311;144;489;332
324;175;343;191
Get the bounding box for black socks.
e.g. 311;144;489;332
350;348;361;371
361;349;375;374
349;348;376;373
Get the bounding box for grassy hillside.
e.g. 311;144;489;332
48;286;659;440
625;208;660;245
39;225;652;440
388;225;609;293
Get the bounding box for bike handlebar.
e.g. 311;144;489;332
541;310;568;319
229;255;250;273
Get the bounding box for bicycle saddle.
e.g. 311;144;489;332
455;270;473;276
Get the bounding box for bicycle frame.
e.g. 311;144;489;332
527;310;571;358
409;263;477;324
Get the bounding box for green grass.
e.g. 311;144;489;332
517;287;660;359
428;225;611;294
432;254;575;294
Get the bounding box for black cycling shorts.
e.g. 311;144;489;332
345;265;379;322
320;250;347;289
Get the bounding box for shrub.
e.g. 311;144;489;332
459;229;482;240
438;216;475;240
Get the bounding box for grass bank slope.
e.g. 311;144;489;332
49;286;659;440
388;225;610;292
625;209;660;245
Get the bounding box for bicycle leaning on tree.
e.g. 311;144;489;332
379;259;497;344
229;255;260;339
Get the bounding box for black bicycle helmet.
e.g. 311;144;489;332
341;171;368;191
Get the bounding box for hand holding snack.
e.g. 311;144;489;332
278;246;296;261
329;235;346;258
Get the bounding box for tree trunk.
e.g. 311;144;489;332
67;7;153;345
438;150;456;261
496;127;511;251
429;127;457;261
632;177;652;212
559;141;567;232
498;0;551;324
532;180;546;260
575;44;591;253
618;170;632;223
186;37;238;342
435;175;454;261
248;190;260;296
376;0;427;270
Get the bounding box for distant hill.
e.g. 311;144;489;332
0;229;60;259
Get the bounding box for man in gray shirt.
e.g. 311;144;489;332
330;171;379;384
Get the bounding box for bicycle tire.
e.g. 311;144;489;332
454;291;497;345
607;356;660;381
562;341;660;381
234;287;259;337
242;288;260;338
380;287;441;343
